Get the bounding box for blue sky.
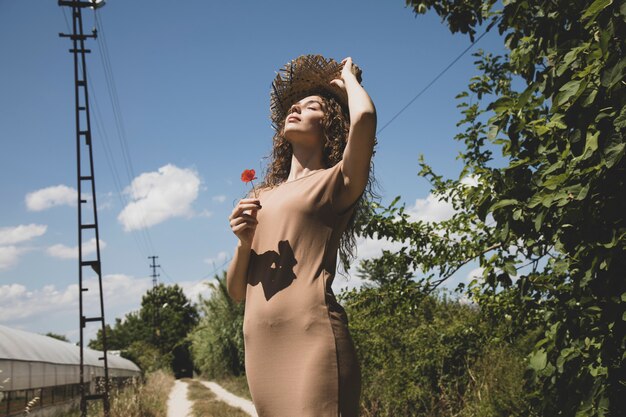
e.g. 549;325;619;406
0;1;508;342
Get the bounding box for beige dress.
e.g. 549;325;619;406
243;160;361;417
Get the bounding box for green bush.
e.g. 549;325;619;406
190;271;245;378
340;278;535;417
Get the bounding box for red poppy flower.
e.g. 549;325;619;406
241;169;258;198
241;169;257;183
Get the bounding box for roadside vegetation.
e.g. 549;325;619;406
65;370;174;417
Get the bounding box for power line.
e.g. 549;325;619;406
64;7;160;259
200;255;233;280
61;7;153;260
158;255;232;286
376;16;502;135
93;10;157;256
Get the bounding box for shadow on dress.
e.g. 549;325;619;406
248;240;298;301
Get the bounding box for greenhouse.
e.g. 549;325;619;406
0;324;140;417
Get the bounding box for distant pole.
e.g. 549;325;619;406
58;1;109;416
149;255;160;288
148;256;161;349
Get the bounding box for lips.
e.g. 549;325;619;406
287;115;300;123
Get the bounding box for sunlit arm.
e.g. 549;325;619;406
226;241;251;303
338;69;377;209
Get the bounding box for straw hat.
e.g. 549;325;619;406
270;54;363;129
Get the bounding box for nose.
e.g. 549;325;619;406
288;104;301;115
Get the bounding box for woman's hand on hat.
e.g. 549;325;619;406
330;57;358;92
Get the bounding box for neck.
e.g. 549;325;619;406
287;143;325;181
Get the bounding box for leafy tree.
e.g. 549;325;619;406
339;254;536;416
89;312;149;351
45;332;70;342
140;284;199;358
89;283;198;377
123;340;172;374
358;1;625;415
190;271;246;378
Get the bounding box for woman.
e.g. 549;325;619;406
227;54;377;417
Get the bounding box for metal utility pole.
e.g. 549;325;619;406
148;256;161;348
149;255;160;288
58;1;110;416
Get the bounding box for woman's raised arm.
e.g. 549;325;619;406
330;57;377;212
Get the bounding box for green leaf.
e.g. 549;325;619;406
603;133;625;168
576;183;590;200
488;96;514;114
534;210;546;232
556;353;566;373
556;79;583;106
541;194;555;208
489;199;518;212
516;82;537;109
504;261;517;277
602;231;618;248
528;193;544;208
600;57;626;90
581;0;613;25
557;48;582;77
580;131;599;160
488;124;500;140
615;106;626;129
580;88;598;108
529;349;547;371
542;173;568;190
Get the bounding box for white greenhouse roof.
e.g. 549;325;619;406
0;324;140;372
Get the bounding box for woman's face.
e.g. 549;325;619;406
282;95;325;145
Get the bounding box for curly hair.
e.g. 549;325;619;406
256;92;380;279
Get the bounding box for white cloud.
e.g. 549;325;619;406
46;238;107;260
406;193;456;223
457;293;476;305
178;279;217;304
118;164;201;231
460;175;480;187
328;236;409;293
198;209;213;218
0;274;150;324
466;267;485;283
0;274;224;343
0;246;29;270
353;235;405;263
212;195;227;203
405;175;481;224
0;224;47;245
25;185;79;211
204;251;230;268
97;192;115;211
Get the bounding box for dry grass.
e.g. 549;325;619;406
65;370;175;417
186;380;250;417
211;374;252;401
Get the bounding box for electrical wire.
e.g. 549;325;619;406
93;10;158;257
376;15;502;135
158;255;232;286
61;7;153;260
